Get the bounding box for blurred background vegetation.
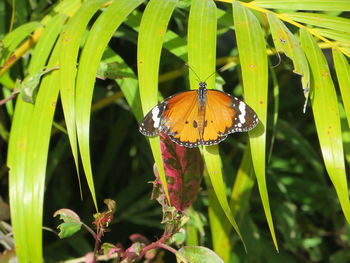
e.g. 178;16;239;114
1;0;350;262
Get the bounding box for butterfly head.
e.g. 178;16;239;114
199;81;207;90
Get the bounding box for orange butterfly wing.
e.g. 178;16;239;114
202;90;258;145
161;91;202;147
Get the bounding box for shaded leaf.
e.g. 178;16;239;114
53;208;82;238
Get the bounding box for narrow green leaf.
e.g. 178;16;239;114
300;28;350;223
59;0;106;200
267;12;310;112
284;13;350;33
76;0;144;210
333;49;350;134
8;98;34;263
252;0;350;11
7;9;78;262
137;0;178;204
23;46;60;263
188;0;246;252
313;28;350;46
233;1;278;251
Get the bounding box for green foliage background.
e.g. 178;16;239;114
0;0;350;262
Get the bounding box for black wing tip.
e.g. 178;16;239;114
139;126;159;137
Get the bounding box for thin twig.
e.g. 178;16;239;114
0;90;19;105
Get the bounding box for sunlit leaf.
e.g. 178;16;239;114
284;13;350;33
313;28;350;46
137;0;178;204
252;0;350;11
7;6;79;262
333;49;350;130
267;12;310;112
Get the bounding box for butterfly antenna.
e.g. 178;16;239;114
185;63;201;83
203;65;226;83
203;70;217;83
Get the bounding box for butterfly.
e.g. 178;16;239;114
139;81;259;148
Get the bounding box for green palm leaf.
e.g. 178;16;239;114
300;28;350;223
75;0;144;210
137;0;178;204
233;1;278;251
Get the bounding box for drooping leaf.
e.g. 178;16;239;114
137;0;178;204
267;12;310;112
300;28;350;223
75;0;144;210
233;1;278;251
7;6;80;262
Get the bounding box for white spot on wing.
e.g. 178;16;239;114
238;101;246;124
151;106;161;128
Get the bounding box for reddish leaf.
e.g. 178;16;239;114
93;199;116;234
129;233;149;244
152;134;203;211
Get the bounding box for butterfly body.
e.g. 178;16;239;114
139;82;259;148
